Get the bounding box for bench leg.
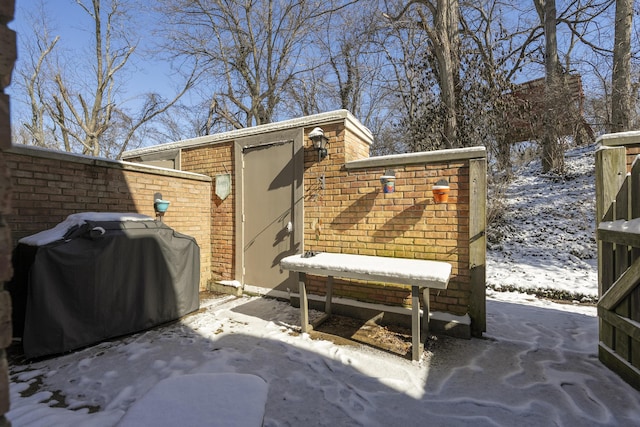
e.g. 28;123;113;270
298;272;309;333
325;276;334;315
411;286;422;361
422;288;430;336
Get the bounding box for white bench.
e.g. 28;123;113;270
280;252;452;361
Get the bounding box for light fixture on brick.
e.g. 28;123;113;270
309;127;329;161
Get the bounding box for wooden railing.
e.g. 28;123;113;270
595;145;640;390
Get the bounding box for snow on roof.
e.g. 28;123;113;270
19;212;154;246
122;109;373;158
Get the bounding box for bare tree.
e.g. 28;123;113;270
533;0;566;173
14;0;622;164
322;6;389;119
611;0;633;132
12;4;59;147
373;4;443;152
384;0;461;148
159;0;358;131
14;0;193;158
381;0;524;156
304;4;396;130
23;34;59;148
54;0;193;157
283;67;325;117
583;55;613;133
459;0;525;177
528;0;614;172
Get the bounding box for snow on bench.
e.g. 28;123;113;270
280;252;452;361
117;373;268;427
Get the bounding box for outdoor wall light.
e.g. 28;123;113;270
309;127;329;161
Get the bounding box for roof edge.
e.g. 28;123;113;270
7;144;212;182
345;146;487;170
123;109;373;158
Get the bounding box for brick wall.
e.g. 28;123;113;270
303;162;469;313
122;111;486;336
344;125;370;162
181;143;235;282
5;146;212;289
302;123;479;317
0;1;15;425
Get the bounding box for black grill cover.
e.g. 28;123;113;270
8;219;200;358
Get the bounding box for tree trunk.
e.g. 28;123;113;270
611;0;633;132
434;0;459;148
541;0;564;173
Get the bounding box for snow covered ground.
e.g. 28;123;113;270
7;144;640;426
487;144;598;302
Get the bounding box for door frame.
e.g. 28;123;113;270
234;129;305;293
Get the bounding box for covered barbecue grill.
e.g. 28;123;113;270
8;213;200;358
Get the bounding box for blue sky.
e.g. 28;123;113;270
7;0;181;123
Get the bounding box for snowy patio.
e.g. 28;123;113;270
6;291;640;426
7;143;640;426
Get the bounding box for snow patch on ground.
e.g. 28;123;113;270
8;144;636;427
7;294;640;426
487;144;598;301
